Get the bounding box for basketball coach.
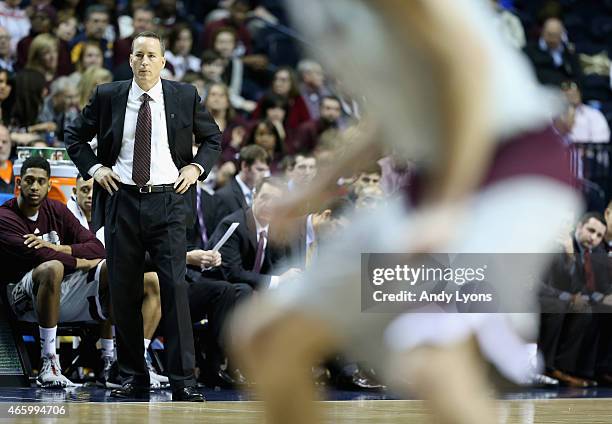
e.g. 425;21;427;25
65;31;221;401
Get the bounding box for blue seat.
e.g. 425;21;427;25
0;192;13;205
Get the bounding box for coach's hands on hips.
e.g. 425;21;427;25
174;164;200;194
94;166;121;195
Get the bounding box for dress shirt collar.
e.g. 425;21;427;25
538;38;564;55
253;214;269;238
130;78;163;103
235;174;252;198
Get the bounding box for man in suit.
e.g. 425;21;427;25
214;144;269;229
539;212;612;387
64;31;221;401
523;17;583;87
287;197;352;270
184;183;239;388
208;177;300;297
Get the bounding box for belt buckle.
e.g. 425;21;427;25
139;185;152;194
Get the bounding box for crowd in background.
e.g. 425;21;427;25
1;0;612;389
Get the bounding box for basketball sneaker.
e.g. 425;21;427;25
37;354;78;388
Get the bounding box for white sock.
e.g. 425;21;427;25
39;326;57;358
144;338;151;358
101;338;114;359
111;326;117;360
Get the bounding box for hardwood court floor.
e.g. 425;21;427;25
3;399;612;423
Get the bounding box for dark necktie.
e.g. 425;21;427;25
252;230;266;273
196;187;208;248
584;249;596;292
132;93;152;187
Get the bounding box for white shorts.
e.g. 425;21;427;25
8;260;107;323
244;176;582;384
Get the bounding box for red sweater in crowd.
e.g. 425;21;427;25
0;197;105;285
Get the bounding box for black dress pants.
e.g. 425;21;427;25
105;187;195;390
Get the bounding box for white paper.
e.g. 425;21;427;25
212;222;239;252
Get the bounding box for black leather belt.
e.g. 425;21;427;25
121;183;176;194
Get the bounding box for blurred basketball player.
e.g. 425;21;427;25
227;1;582;423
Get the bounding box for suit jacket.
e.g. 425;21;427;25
573;239;612;295
523;42;583;87
207;208;285;289
186;187;218;251
213;177;248;230
64;79;222;231
540;238;612;300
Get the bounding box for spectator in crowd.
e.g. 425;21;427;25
24;33;61;84
291;95;342;154
202;0;253;54
490;0;525;49
70;5;113;70
155;0;187;32
297;59;332;121
38;76;79;143
253;67;311;131
278;154;295;182
0;26;14;72
17;8;72;78
200;49;225;87
554;81;610;143
10;69;57;142
0;156;106;387
165;23;200;80
246;119;283;173
287;153;316;191
17;7;50;65
54;12;77;44
77;66;112;110
350;167;382;202
205;82;248;161
0;0;30;55
0;124;12;193
212;26;257;113
524;17;583;87
257;93;288;145
0;67;14;126
67;41;104;87
114;6;155;68
215;144;269;229
209;176;299;292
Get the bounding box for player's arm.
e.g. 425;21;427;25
378;0;494;205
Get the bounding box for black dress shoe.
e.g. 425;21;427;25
597;373;612;387
110;383;151;399
231;368;249;386
334;369;386;391
172;386;205;402
200;369;236;389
